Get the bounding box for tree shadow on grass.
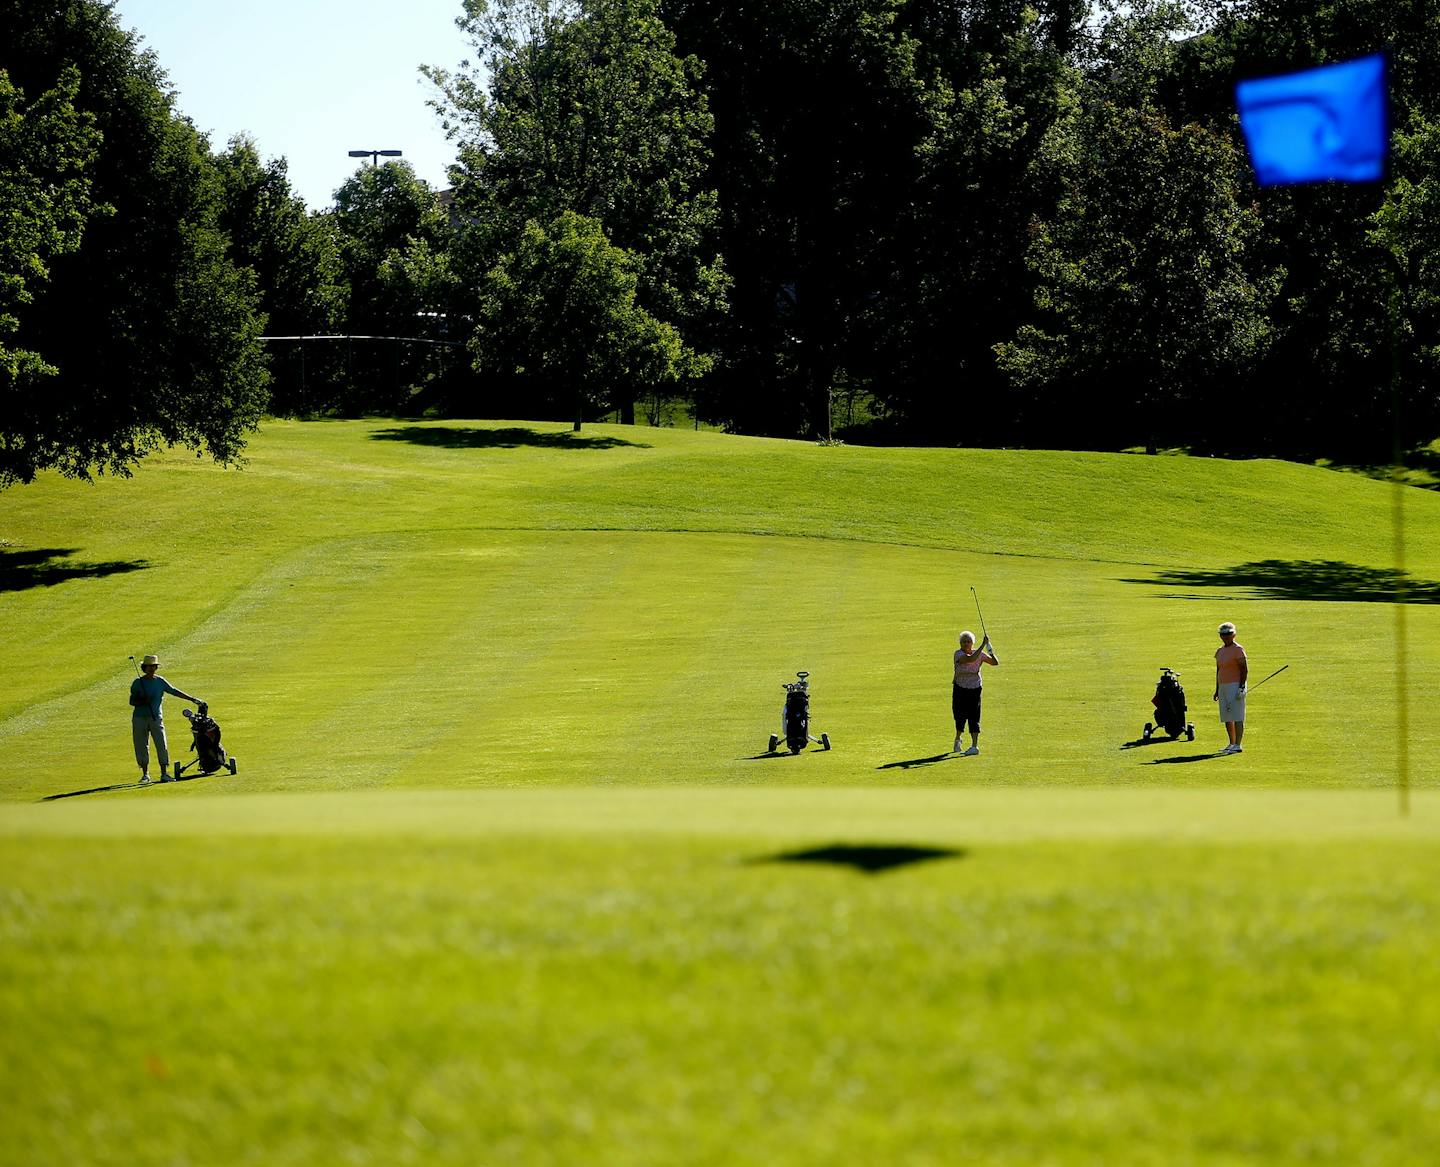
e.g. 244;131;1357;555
748;843;965;875
1121;560;1440;604
370;425;650;451
0;547;149;594
1318;447;1440;491
877;753;956;770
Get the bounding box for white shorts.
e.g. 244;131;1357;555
1217;681;1246;724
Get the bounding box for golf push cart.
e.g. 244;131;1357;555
766;671;832;755
1143;667;1195;742
173;701;238;778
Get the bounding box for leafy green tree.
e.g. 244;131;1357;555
214;135;346;415
996;4;1277;452
427;0;726;419
661;0;1084;437
1369;120;1440;453
473;210;706;428
1183;0;1440;457
863;0;1085;440
328;159;452;412
0;0;268;487
0;64;99;400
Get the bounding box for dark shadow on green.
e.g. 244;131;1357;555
1;548;149;594
751;844;965;874
1318;447;1440;491
1111;731;1180;749
42;781;145;800
1145;752;1224;765
370;425;650;451
877;753;956;770
41;771;218;801
1121;559;1440;604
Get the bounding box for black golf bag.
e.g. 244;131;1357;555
1144;668;1195;742
767;671;832;754
174;702;238;777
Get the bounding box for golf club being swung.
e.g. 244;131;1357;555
969;587;998;662
969;586;988;642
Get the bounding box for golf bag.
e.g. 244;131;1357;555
767;671;832;754
1144;668;1195;742
174;702;238;777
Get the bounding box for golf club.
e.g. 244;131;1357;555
969;586;988;642
1246;664;1289;694
129;654;141;676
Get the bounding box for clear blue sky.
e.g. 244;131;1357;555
113;0;476;210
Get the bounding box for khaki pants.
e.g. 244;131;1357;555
132;714;170;771
1217;682;1246;725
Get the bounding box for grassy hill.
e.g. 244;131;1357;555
0;419;1435;796
3;421;1438;1165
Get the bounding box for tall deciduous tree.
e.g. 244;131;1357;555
1182;0;1440;457
427;0;726;419
996;4;1277;452
328;159;453;412
214;135;346;415
0;64;99;397
0;0;268;487
661;0;1084;437
473;210;705;427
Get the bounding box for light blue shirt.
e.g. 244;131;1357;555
130;676;185;720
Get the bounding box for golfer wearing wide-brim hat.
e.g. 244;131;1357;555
129;654;201;784
1212;622;1248;754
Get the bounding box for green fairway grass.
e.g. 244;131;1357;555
0;419;1436;796
3;420;1438;1163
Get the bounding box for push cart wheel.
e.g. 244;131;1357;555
1186;725;1195;742
1143;723;1153;740
821;733;831;751
768;735;779;754
228;757;238;774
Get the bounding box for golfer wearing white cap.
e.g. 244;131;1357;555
129;655;201;783
1212;622;1248;754
953;630;999;755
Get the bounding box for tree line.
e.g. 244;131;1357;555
3;0;1437;487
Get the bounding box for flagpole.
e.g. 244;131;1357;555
1387;263;1410;817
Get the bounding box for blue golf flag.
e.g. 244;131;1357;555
1235;54;1388;186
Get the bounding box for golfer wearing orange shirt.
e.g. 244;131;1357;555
1213;622;1248;754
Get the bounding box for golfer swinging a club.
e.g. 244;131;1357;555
953;631;999;755
1212;622;1248;754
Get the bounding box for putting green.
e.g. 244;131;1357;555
3;787;1439;1166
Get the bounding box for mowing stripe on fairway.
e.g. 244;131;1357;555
2;787;1433;842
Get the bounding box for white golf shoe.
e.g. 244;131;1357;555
963;745;980;756
953;736;963;753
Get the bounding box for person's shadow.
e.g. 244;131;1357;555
876;753;956;770
41;772;211;800
1145;751;1225;765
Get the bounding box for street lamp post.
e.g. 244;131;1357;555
348;149;403;166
